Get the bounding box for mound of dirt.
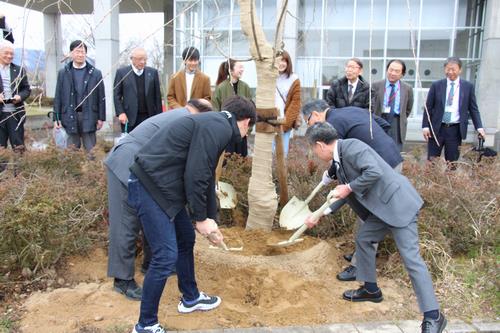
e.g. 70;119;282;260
19;227;418;332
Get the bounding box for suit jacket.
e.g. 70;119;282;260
113;65;162;127
335;139;423;227
0;63;31;113
326;107;403;168
167;69;211;109
422;78;483;140
372;79;414;143
104;108;190;185
53;61;106;134
326;76;376;110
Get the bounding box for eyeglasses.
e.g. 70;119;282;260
345;65;360;70
306;113;313;124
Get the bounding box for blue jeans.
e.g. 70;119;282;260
128;173;199;327
273;130;292;157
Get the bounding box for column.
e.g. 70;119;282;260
280;0;298;63
93;0;120;136
477;0;500;150
43;13;63;98
164;0;175;100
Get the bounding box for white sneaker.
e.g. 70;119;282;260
177;291;221;313
132;323;165;333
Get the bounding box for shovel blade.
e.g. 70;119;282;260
268;238;304;248
279;196;312;230
217;181;237;209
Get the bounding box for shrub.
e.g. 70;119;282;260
0;147;107;276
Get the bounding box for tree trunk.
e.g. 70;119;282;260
239;0;287;231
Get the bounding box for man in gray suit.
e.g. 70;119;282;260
372;59;414;151
105;99;212;300
305;122;447;333
114;47;162;133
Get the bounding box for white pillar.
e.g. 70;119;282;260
93;0;120;135
43;13;63;98
477;0;500;149
280;0;298;64
164;0;174;99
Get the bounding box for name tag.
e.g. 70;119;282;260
383;106;391;114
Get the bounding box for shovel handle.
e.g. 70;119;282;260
289;198;335;242
304;182;324;205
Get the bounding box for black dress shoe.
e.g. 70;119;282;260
421;313;447;333
336;265;357;281
343;252;353;262
342;286;383;303
113;278;142;301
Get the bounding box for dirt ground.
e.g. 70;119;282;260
19;227;420;333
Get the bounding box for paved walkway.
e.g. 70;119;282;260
170;320;500;332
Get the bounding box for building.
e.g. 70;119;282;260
5;0;500;148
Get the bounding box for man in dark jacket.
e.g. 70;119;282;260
113;47;162;133
0;40;31;153
128;96;256;333
326;58;376;110
53;40;105;152
104;99;212;301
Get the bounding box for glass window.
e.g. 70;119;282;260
231;30;250;57
322;59;346;86
360;59;384;83
417;60;445;88
454;28;471;59
203;0;230;29
387;30;418;58
355;0;387;29
323;29;353;57
203;57;225;85
260;0;276;29
419;29;452;58
414;88;429;118
302;87;321;102
204;30;229;56
325;0;355;28
297;29;321;57
387;0;420;28
420;0;455;27
299;0;323;29
296;58;321;87
354;29;385;57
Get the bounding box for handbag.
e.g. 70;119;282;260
48;111;68;149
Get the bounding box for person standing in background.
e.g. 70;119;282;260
275;50;301;156
167;46;211;109
113;47;162;133
212;58;253;156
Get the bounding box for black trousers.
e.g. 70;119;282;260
427;123;461;162
0;111;25;149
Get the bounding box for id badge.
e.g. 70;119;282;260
383;106;391;114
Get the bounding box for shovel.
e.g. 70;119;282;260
207;231;243;251
279;182;324;230
269;194;338;249
215;153;237;209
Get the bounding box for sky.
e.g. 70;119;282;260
0;2;164;54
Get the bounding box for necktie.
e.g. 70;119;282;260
443;82;455;123
389;83;396;114
348;84;353;102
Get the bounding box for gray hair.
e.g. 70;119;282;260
444;56;462;69
305;122;339;145
301;99;329;119
0;39;14;51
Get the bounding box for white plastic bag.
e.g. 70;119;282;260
53;126;68;149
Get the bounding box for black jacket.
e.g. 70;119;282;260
113;65;162;127
53;61;106;134
326;107;403;168
130;111;242;221
326;76;375;110
0;63;31;113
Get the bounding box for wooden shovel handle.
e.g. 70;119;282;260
215;153;225;184
289;196;337;242
304;182;324;205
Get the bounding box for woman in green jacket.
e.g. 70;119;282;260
212;59;253;156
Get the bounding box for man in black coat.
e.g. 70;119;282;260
53;40;106;153
0;40;31;164
113;47;162;133
128;96;256;333
325;58;376;110
301;99;403;282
